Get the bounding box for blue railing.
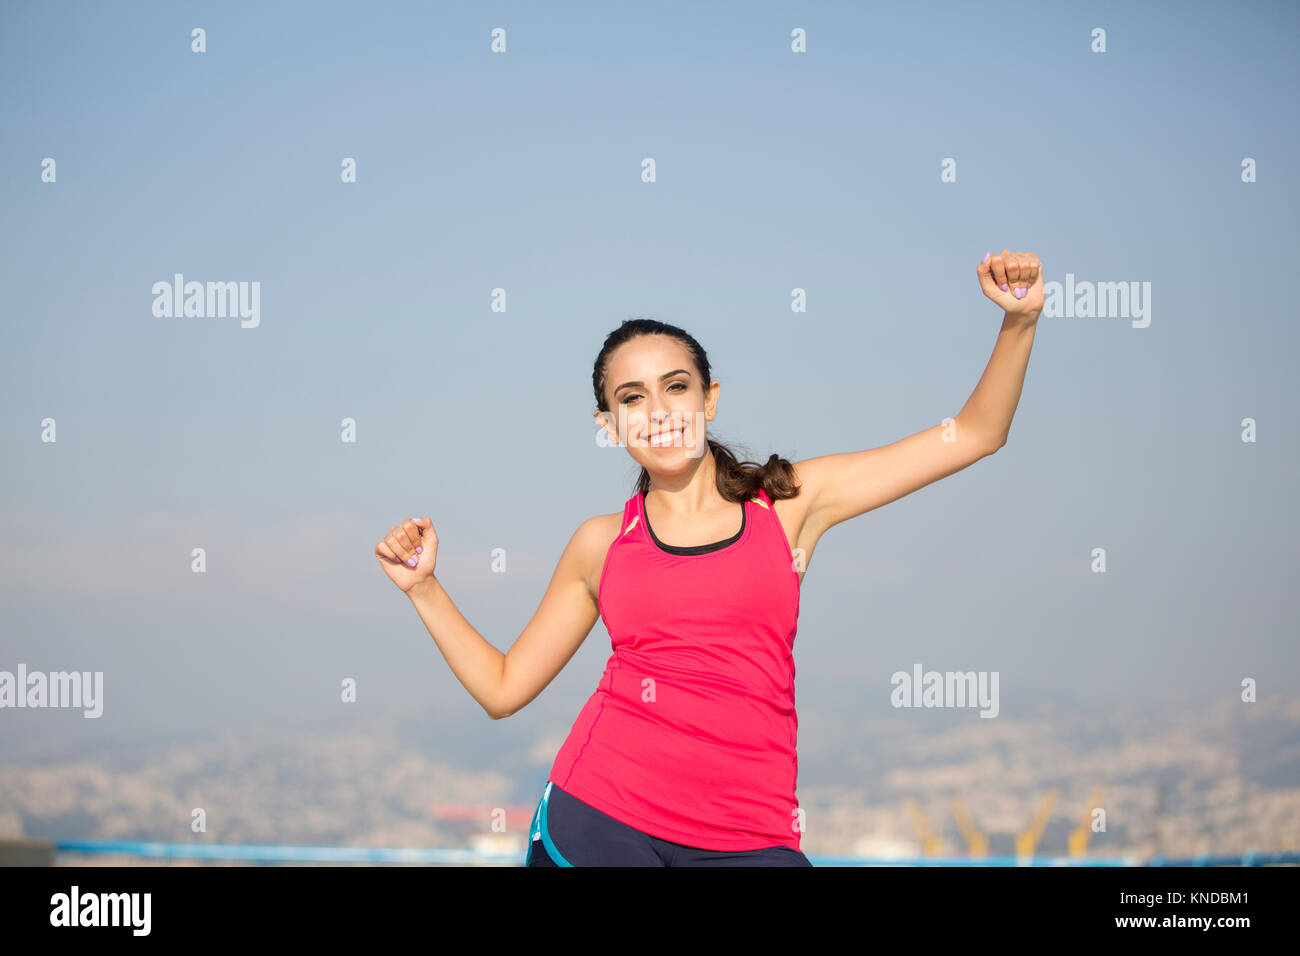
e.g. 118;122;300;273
49;840;1300;866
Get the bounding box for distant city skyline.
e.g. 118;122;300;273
3;692;1295;860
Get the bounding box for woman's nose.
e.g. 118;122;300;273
649;407;678;430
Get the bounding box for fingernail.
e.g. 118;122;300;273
1000;283;1009;292
407;557;417;567
1014;287;1026;299
416;546;423;554
982;252;990;263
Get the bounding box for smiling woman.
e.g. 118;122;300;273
521;318;814;865
376;251;1042;866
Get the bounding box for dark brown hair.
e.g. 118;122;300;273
592;318;801;502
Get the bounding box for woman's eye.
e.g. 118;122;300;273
621;383;685;404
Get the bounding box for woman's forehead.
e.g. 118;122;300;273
607;335;691;371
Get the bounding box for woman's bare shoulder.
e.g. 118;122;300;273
568;510;625;600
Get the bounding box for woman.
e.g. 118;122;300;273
375;251;1044;866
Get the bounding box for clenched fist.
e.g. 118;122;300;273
978;249;1043;318
375;517;437;593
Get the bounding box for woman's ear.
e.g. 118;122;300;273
595;409;620;445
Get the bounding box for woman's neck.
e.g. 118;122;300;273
645;449;722;516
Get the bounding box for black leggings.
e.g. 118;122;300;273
525;780;813;867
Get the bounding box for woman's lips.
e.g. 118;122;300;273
648;427;684;447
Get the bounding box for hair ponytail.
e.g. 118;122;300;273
633;438;799;502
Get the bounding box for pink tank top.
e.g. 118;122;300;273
547;485;803;851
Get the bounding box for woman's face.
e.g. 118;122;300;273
596;335;719;474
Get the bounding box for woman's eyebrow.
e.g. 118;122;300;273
614;369;690;394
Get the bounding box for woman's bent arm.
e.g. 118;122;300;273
405;577;510;719
406;516;607;720
493;517;608;718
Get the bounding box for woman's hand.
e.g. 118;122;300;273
375;517;437;593
978;249;1043;319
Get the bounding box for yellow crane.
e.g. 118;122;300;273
1015;789;1058;857
951;793;988;856
1068;786;1105;856
905;797;944;855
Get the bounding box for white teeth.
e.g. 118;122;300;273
649;429;682;446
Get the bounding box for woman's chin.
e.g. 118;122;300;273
638;451;698;476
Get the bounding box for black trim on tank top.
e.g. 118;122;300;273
640;490;745;555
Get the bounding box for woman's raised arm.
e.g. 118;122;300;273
794;250;1043;542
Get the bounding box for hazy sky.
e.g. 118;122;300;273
1;0;1297;764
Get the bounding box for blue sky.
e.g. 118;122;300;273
1;0;1297;761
